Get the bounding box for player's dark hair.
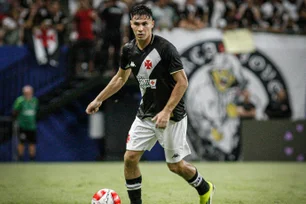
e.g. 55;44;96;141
129;4;153;19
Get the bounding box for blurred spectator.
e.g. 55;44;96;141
68;0;80;16
208;0;226;28
298;0;306;33
207;0;239;29
19;3;37;43
151;0;179;30
13;85;39;162
32;0;50;26
1;1;23;45
223;0;240;30
48;0;68;45
260;0;286;32
265;88;292;119
98;0;128;76
172;0;186;12
283;0;299;32
178;0;208;30
0;0;305;54
71;0;98;77
236;0;262;29
20;0;50;45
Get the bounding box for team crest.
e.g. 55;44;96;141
181;40;290;161
144;59;152;70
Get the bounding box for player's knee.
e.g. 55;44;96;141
167;162;183;174
124;151;141;165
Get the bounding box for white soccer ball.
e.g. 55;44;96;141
91;188;121;204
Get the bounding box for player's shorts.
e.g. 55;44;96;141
18;128;37;144
126;116;191;163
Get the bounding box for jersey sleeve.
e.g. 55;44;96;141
120;43;130;70
164;43;183;74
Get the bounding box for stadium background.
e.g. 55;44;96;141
0;0;306;162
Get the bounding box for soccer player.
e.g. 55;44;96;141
86;4;215;204
13;85;39;161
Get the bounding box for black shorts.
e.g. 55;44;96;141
19;128;37;144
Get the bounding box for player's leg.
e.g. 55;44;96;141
17;143;25;161
167;160;214;204
124;150;143;204
159;117;214;204
125;117;157;204
28;144;36;161
27;130;37;161
17;128;26;161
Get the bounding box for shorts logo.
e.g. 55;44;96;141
172;153;180;158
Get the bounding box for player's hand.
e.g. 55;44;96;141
152;110;171;129
86;100;102;115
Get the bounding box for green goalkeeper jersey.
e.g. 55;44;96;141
13;96;39;130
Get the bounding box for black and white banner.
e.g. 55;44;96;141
32;27;59;66
156;28;306;161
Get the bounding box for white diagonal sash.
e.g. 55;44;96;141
136;48;161;104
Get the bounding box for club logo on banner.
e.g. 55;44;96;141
181;40;291;161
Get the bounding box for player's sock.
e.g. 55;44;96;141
188;169;210;195
126;176;142;204
30;156;36;161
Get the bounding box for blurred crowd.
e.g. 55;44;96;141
1;0;306;76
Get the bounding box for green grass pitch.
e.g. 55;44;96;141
0;162;305;203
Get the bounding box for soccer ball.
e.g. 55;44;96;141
91;188;121;204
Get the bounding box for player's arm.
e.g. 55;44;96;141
152;70;188;128
164;70;188;113
86;68;131;114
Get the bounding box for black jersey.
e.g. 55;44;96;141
120;35;187;122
